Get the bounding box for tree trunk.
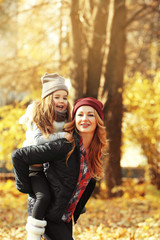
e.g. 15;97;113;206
103;0;127;195
70;0;84;103
58;3;63;71
85;0;109;98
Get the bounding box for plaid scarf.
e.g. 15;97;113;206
62;137;91;222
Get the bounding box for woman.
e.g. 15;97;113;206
12;97;107;240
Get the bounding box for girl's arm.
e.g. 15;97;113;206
32;122;65;145
12;139;71;166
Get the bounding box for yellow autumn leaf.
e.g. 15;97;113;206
143;225;150;230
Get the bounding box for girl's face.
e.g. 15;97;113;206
53;90;68;111
75;106;97;134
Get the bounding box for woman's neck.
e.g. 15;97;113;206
80;132;94;154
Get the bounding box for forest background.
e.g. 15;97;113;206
0;0;160;239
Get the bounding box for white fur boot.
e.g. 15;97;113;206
26;216;47;240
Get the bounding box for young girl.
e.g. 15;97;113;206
19;73;72;240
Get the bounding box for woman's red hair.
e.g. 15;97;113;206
64;111;107;180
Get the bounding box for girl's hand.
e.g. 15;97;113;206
64;132;72;141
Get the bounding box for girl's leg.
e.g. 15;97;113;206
26;216;47;240
30;171;51;220
44;219;74;240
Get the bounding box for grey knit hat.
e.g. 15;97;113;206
41;73;68;99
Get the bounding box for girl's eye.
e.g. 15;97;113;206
77;114;83;116
88;114;94;117
63;98;67;100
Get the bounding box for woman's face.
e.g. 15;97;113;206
75;106;97;134
53;90;68;111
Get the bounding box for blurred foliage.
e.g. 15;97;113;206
123;69;160;186
0;103;26;170
0;0;160;192
0;180;27;240
0;0;159;97
1;179;160;239
0;90;40;170
0;0;71;96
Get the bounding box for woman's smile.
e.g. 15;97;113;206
75;106;97;134
53;90;68;112
80;123;90;128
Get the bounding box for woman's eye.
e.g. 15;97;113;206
63;98;67;100
88;114;94;117
77;114;83;116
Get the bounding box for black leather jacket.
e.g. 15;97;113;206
12;133;96;223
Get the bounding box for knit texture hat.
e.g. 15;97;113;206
72;97;104;120
41;73;68;99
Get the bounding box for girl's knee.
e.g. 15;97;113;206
41;193;51;205
36;192;51;205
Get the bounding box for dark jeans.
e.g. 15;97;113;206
44;219;73;240
30;171;51;220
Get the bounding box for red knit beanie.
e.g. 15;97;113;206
72;97;104;120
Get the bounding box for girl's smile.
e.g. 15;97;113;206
53;90;68;112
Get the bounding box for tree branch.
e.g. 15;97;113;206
125;6;147;28
125;3;159;28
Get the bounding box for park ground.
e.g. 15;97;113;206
0;179;160;240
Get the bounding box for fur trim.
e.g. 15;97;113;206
19;103;34;127
27;216;47;228
26;223;45;235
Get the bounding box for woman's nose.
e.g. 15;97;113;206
82;114;88;120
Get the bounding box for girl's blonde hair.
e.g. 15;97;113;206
32;93;72;137
64;111;107;180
